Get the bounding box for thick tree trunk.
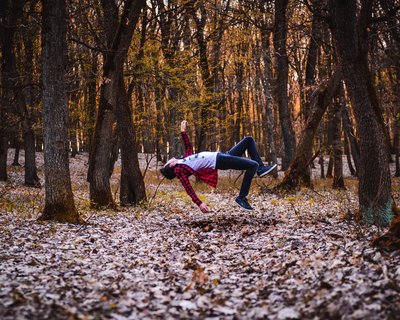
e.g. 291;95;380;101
116;75;146;205
89;0;146;207
275;71;341;191
87;0;118;205
329;0;395;226
39;0;81;223
88;76;116;207
273;0;296;170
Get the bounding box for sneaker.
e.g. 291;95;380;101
235;196;254;211
257;164;277;177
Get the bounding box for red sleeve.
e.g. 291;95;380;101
174;165;202;206
181;132;193;156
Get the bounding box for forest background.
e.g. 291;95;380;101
1;0;400;319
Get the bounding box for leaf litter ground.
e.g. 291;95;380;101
1;151;400;319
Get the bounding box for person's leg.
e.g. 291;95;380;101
216;153;258;198
226;136;264;167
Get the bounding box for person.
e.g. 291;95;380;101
160;120;277;212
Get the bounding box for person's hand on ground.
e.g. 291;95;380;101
199;202;210;213
180;120;188;132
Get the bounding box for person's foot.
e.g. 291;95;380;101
235;196;254;211
257;164;277;177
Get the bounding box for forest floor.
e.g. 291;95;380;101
1;151;400;319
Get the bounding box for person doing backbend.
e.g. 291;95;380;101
160;120;277;212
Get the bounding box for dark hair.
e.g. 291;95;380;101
160;165;176;179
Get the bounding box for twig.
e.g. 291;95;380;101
77;211;98;232
149;176;166;205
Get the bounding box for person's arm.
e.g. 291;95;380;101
174;166;209;212
180;120;193;156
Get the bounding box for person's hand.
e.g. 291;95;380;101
180;120;188;132
199;202;210;213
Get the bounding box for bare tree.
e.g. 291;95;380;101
329;0;395;226
273;0;296;170
39;0;81;223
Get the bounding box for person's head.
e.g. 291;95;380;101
160;158;178;179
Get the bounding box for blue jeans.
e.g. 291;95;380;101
216;137;264;198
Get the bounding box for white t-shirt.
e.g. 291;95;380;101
177;152;218;171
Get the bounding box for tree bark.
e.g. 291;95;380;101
260;26;278;173
89;0;146;207
332;93;345;189
342;105;360;175
0;0;39;186
329;0;395;226
39;0;81;223
343;127;356;176
273;0;296;170
86;52;98;155
275;70;341;191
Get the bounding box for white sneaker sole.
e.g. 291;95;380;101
258;164;277;177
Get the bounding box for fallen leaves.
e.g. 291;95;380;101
1;152;400;319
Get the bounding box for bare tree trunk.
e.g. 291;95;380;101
329;0;395;226
86;52;98;155
342;105;360;175
343;129;356;176
39;0;81;223
0;0;13;181
332;93;345;189
300;7;322;185
0;0;39;186
273;0;296;170
0;136;7;181
116;74;146;206
260;26;278;173
23;17;40;187
326;107;334;178
275;71;341;191
89;0;146;207
188;1;215;152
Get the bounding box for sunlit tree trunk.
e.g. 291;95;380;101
39;0;81;223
